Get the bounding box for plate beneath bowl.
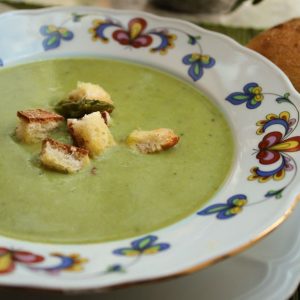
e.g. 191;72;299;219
0;6;300;292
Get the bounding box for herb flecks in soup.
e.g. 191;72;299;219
0;58;234;244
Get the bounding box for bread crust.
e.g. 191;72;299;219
40;138;90;173
17;109;64;123
247;18;300;92
42;138;89;159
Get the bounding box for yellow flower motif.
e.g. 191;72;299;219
248;167;285;182
235;199;247;207
66;254;88;272
252;86;262;95
89;19;112;43
256;111;291;135
48;25;57;32
248;167;270;182
200;55;210;64
254;94;264;102
229;207;242;214
151;33;178;55
58;28;68;35
191;53;202;60
50;253;88;272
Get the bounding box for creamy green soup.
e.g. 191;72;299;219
0;58;234;244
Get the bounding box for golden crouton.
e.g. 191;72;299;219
67;112;116;157
68;81;113;105
127;128;180;154
40;138;90;173
16;109;64;144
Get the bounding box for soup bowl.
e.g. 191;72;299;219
0;6;300;292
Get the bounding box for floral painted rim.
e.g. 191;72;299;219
0;6;300;292
0;203;298;295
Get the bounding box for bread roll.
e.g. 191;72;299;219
247;18;300;92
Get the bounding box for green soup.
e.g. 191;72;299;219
0;58;234;244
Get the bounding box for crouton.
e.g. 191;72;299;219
16;109;64;144
67;112;116;157
40;138;90;173
68;81;113;105
127;128;180;154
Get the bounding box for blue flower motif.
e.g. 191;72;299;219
182;53;215;81
197;194;248;219
226;82;264;109
40;25;74;51
113;235;170;256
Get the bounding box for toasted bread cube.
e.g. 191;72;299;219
127;128;180;154
67;112;116;157
68;81;113;105
40;138;90;173
16;109;64;144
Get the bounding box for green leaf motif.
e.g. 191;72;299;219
233;95;249;100
72;13;87;22
265;188;284;199
106;264;126;273
60;31;70;38
138;237;152;249
224;210;233;217
206;204;228;213
144;245;161;253
194;63;200;76
47;35;58;46
188;56;196;63
276;93;292;104
231;198;247;206
121;249;140;256
187;35;201;45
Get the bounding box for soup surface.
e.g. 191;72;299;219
0;58;234;243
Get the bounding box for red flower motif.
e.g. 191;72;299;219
0;248;44;274
112;18;153;48
257;131;300;165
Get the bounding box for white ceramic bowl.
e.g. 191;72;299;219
0;6;300;292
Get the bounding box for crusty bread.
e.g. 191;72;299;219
247;18;300;92
68;81;113;104
67;111;116;157
16;109;64;144
40;138;90;173
127;128;180;154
